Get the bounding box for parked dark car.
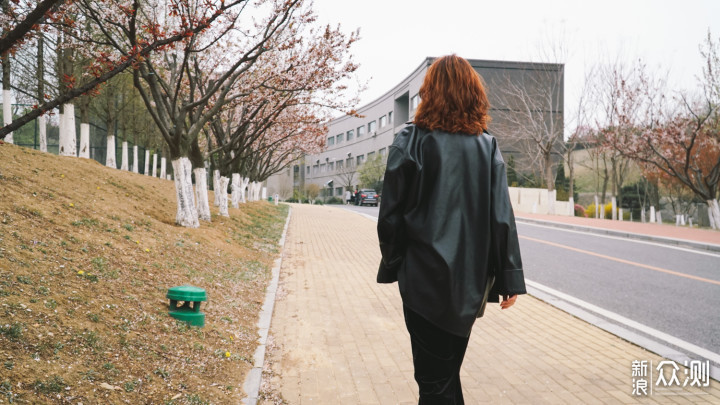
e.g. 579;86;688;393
357;189;378;206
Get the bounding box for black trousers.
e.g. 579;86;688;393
403;306;471;405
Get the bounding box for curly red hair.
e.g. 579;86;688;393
414;55;491;134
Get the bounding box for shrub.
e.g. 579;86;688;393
574;204;586;217
325;197;342;204
313;199;324;205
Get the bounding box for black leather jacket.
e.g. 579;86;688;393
377;124;526;337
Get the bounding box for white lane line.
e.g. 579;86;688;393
517;221;720;258
526;279;720;365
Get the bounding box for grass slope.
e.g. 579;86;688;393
0;143;288;404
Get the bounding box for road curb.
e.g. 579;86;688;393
242;205;292;405
516;216;720;253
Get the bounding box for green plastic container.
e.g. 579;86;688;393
167;285;207;327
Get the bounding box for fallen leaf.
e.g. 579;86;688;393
100;382;120;391
171;393;182;400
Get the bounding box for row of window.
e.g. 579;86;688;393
327;111;394;147
307;148;387;176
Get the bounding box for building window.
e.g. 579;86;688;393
346;157;354;167
327;136;335;146
379;147;387;156
336;160;344;170
328;161;334;171
379;115;386;128
336;187;343;196
367;151;375;160
306;166;310;174
313;165;319;175
388;111;393;126
356;155;364;166
320;163;326;173
347;129;354;141
336;133;344;144
411;94;420;110
357;126;365;137
368;120;376;133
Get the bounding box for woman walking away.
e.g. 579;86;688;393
377;55;526;405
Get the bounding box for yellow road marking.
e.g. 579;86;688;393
520;235;720;287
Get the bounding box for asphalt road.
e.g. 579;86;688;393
341;204;720;362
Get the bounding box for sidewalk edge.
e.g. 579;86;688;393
242;205;292;405
516;216;720;253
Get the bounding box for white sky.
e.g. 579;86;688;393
312;0;720;128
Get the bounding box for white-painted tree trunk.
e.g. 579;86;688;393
106;134;117;168
213;170;221;206
58;103;76;156
132;146;139;173
218;176;230;217
611;196;617;220
262;187;267;200
3;89;12;144
152;154;158;177
594;195;600;219
568;197;574;216
253;182;261;201
231;173;241;208
38;115;47;152
707;199;720;230
641;207;646;223
240;177;250;203
650;206;656;223
78;123;90;158
121;142;129;170
194;167;211;222
160;157;166;179
144;150;150;175
172;157;199;228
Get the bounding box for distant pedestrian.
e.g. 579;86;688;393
345;190;352;205
377;55;526;404
354;189;360;206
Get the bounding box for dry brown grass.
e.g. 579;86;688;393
0;142;288;404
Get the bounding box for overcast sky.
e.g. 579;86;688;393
312;0;720;127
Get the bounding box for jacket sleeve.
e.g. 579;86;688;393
376;144;412;283
488;138;526;297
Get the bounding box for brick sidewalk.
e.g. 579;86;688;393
262;204;720;404
515;212;720;247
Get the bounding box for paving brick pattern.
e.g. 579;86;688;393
263;204;720;404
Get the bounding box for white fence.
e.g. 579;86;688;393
508;187;573;216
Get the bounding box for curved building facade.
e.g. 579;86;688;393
265;57;563;199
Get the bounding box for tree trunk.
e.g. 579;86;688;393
106;130;117;168
121;142;129;170
133;145;139;173
194;167;211;222
144;150;150;175
172;157;199;228
2;46;12;143
231;173;241;208
2;89;11;144
708;199;720;230
38;115;47;152
58;103;76;156
152;154;158;177
544;151;554;192
213;170;221;206
79;123;90;158
241;177;250;203
78;100;90;158
218;176;230;217
37;30;46;151
160;157;167;179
